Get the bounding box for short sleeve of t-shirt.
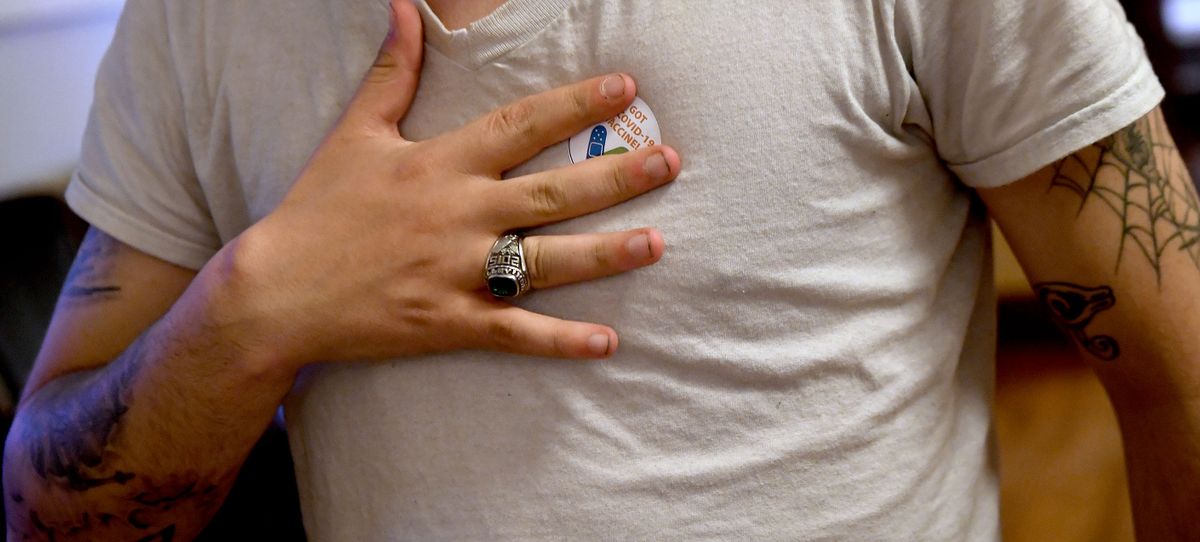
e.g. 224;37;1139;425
898;0;1165;188
64;0;220;270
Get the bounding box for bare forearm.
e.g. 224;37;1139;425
2;272;295;541
1003;108;1200;540
1105;394;1200;541
1069;316;1200;538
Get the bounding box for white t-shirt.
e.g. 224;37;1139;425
68;0;1163;539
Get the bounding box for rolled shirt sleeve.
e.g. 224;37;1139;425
65;0;220;270
899;0;1165;188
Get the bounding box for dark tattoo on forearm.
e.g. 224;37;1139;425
1048;111;1200;285
24;339;142;492
7;335;225;539
1034;281;1120;361
60;227;123;305
66;285;122;297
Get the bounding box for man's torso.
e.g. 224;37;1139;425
167;1;1000;538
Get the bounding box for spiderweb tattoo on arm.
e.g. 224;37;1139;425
1048;110;1200;285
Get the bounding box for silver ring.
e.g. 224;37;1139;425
485;234;530;298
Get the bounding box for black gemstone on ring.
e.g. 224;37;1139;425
488;276;520;298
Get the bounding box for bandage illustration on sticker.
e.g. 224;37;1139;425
569;96;661;164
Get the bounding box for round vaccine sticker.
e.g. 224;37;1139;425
568;96;662;164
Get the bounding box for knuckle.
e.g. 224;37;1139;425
364;51;399;85
488;100;536;140
398;304;437;331
568;88;591;120
589;240;613;269
551;330;572;358
446;301;485;348
606;161;634;197
484;316;521;349
526;180;570;218
528;240;549;283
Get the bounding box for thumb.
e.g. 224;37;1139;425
350;0;424;129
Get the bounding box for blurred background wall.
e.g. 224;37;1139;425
0;1;1197;540
0;0;124;200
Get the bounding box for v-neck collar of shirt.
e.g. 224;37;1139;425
415;0;572;70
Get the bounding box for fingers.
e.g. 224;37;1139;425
485;146;681;229
471;302;619;359
449;73;637;173
346;0;425;129
523;228;664;290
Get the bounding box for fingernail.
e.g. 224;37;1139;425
625;234;651;260
600;75;626;100
587;334;611;356
643;152;669;180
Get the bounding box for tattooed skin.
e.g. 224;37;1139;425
1034;282;1120;361
59;228;123;306
6;228;225;540
23;349;139;492
9;342;226;540
22;229;140;492
1048;111;1200;285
